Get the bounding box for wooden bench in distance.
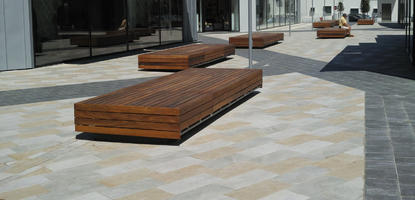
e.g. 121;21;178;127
138;44;235;70
74;68;263;140
317;28;350;38
229;32;284;48
313;20;338;28
357;19;375;25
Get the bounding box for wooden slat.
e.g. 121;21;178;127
312;20;338;28
317;28;349;38
138;44;235;70
75;125;181;139
74;68;263;139
357;19;374;25
75;111;179;123
75;118;180;132
229;32;284;48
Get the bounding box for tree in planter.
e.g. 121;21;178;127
360;0;370;19
338;1;344;19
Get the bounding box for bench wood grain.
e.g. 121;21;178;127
74;68;263;139
317;28;350;38
357;19;375;25
228;32;284;48
138;44;235;70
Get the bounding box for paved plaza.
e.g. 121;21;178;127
0;23;414;200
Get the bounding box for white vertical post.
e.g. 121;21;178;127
248;0;253;69
312;0;314;30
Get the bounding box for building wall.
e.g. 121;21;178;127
240;0;257;32
378;0;398;22
0;0;34;71
300;0;381;23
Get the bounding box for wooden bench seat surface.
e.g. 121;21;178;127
317;28;349;38
138;44;235;70
75;68;262;139
357;19;375;25
313;20;338;28
229;32;284;48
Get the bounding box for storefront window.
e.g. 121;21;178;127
32;0;184;67
32;0;91;66
127;0;161;50
257;0;267;30
90;0;128;56
267;0;274;28
231;0;240;31
274;0;281;27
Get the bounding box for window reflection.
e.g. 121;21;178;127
32;0;90;66
32;0;184;67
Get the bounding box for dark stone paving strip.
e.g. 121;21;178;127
200;26;415;199
0;77;157;106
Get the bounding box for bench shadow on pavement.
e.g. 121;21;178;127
76;91;260;146
320;35;415;80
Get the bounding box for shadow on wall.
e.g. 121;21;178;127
321;34;415;80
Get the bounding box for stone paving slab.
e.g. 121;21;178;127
0;71;364;199
1;22;411;199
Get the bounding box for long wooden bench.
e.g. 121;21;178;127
228;32;284;48
317;28;350;38
357;19;375;25
313;20;338;28
138;44;235;70
74;68;262;139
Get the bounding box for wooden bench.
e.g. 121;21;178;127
138;44;235;70
74;68;263;139
313;20;338;28
357;19;375;25
228;32;284;48
317;28;350;38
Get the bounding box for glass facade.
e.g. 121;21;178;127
32;0;183;67
402;0;414;63
257;0;299;30
197;0;240;32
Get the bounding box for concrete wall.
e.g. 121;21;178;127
183;0;198;42
378;0;398;22
239;0;257;32
300;0;380;23
0;0;34;71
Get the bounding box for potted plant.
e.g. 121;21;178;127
360;0;370;19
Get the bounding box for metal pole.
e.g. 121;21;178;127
248;0;253;69
311;0;314;30
289;17;291;36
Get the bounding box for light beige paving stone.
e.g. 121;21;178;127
99;168;154;187
277;134;320;146
150;165;209;184
158;174;223;195
212;121;251;131
0;23;375;199
262;157;313;174
225;180;289;200
191;146;241;160
259;189;310;200
45;155;100;172
117;188;172;200
205;161;262;179
222;169;277;190
69;192;111;200
96;152;146;167
0;185;48;200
